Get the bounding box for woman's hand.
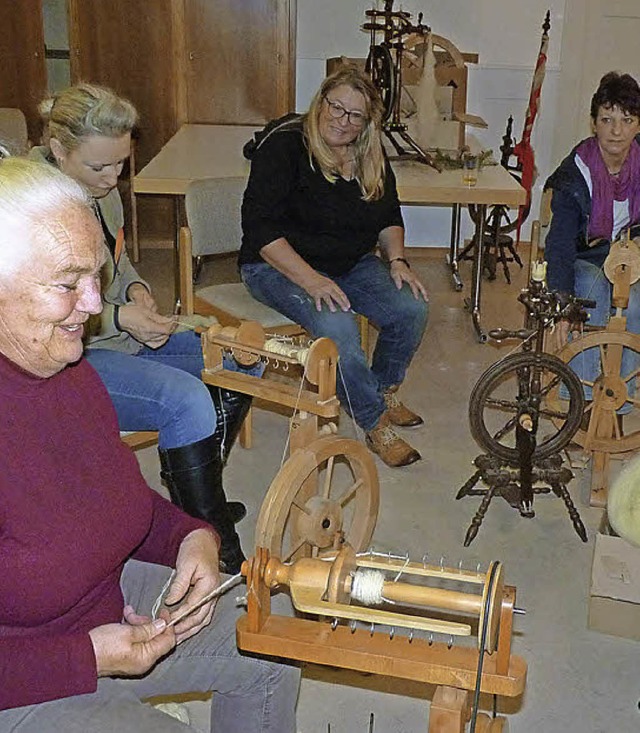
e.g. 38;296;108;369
163;529;221;643
390;260;429;301
89;617;175;678
304;272;351;313
126;282;158;312
117;303;176;348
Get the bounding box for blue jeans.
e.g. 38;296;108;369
571;259;640;407
86;332;262;450
0;560;300;733
241;254;429;430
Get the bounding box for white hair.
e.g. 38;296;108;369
0;157;91;277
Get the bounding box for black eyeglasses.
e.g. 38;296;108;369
323;97;367;127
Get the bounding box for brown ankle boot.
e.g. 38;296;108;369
383;386;424;427
366;412;421;467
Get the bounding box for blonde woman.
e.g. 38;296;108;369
241;66;429;467
30;83;251;573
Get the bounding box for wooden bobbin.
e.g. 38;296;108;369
204;321;265;366
603;237;640;286
262;544;505;652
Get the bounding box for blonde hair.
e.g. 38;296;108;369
40;83;138;152
0;157;91;276
304;66;386;201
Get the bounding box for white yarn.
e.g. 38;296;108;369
264;337;310;366
350;569;386;606
409;33;441;150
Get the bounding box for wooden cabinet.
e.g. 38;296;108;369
67;0;296;169
184;0;295;125
0;0;47;144
2;0;296;242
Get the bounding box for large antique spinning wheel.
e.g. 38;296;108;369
255;436;379;562
469;352;585;464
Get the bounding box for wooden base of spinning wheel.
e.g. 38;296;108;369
238;547;526;733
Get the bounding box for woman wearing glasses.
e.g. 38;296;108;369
240;66;428;468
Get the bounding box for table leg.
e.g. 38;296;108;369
446;203;463;291
173;195;183;313
469;204;487;343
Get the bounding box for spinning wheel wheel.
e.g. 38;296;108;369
549;331;640;454
255;436;379;562
365;44;396;122
469;351;585;463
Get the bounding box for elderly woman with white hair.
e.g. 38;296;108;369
0;157;299;731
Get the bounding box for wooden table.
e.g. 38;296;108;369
134;124;526;341
392;159;526;340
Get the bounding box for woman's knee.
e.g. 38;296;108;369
155;375;216;447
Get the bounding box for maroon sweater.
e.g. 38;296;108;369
0;354;211;710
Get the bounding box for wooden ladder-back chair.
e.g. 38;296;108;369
179;177;307;450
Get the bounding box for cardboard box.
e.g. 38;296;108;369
589;532;640;641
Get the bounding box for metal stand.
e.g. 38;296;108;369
463;204;488;342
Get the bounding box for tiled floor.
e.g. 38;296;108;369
133;245;638;733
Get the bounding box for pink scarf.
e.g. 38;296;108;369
576;135;640;240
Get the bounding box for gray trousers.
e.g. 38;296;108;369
0;560;300;733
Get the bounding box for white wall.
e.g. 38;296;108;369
296;0;567;246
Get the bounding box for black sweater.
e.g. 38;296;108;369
239;119;404;276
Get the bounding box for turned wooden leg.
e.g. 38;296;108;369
428;686;470;733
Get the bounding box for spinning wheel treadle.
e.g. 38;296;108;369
255;436;379;561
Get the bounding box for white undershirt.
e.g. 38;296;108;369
576;153;630;240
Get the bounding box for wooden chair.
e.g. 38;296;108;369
121;431;159;451
179;177;307;449
178;177;301;334
179;177;371;353
0;108;28;154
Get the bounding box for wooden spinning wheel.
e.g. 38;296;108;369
547;233;640;506
255;436;379;561
238;544;525;733
367;44;396;122
549;331;640;455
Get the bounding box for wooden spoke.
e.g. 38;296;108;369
255;436;379;559
622;365;640;384
322;456;335;499
338;478;364;507
553;330;640;453
281;535;309;564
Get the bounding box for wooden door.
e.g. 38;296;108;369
0;0;47;144
68;0;183;243
184;0;296;124
552;0;640;167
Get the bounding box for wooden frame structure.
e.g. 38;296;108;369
238;545;526;732
550;232;640;506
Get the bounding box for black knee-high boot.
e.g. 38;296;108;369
205;387;253;524
208;386;253;464
159;435;246;574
